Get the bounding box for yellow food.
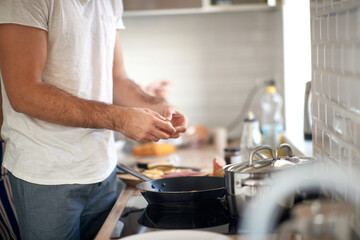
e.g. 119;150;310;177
132;143;176;156
142;167;192;179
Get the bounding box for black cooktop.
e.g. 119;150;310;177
113;195;292;239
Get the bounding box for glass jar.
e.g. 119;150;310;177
224;147;241;165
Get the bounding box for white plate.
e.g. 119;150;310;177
121;230;232;240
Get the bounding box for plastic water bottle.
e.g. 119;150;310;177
260;85;284;148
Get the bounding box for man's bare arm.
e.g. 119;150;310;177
0;24;175;142
112;31;188;135
112;32;164;108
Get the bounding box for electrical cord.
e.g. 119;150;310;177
226;79;275;135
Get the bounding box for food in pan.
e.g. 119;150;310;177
142;167;204;179
117;165;206;186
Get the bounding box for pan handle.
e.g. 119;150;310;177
117;163;153;181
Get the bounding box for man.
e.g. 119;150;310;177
0;0;188;239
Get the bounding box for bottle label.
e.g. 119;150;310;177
261;124;284;147
230;155;242;164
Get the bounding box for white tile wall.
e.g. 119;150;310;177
310;0;360;202
119;11;284;138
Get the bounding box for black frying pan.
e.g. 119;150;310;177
117;164;225;206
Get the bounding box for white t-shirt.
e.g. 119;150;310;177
0;0;125;185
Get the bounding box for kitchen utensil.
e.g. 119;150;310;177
223;143;316;218
117;164;226;206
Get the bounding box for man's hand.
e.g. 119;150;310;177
145;80;173;100
115;107;177;142
151;102;188;138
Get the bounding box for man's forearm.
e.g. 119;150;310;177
113;77;164;109
12;81;122;131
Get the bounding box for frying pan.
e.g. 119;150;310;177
117;164;225;206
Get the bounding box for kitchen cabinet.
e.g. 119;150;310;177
123;0;281;17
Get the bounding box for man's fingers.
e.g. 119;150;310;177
175;126;187;133
148;134;160;142
162;107;175;121
153;118;176;134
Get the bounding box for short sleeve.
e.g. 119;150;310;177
112;0;126;30
0;0;50;32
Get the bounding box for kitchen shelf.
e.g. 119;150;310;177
123;1;280;17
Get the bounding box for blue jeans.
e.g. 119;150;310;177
8;168;117;240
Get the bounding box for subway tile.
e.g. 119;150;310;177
328;73;339;103
320;15;329;42
321;71;330;99
331;135;340;160
347;78;360;114
334;107;345;136
333;44;343;74
312;95;320;120
313;17;321;42
319;98;327;123
340;143;350;164
355;121;360;148
312;44;319;69
323;130;331;155
313;70;322;94
337;10;349;42
326;103;334;130
325;44;333;72
310;0;317;17
357;7;360;40
328;13;337;42
338;76;350;108
316;0;324;15
314;123;323;146
348;7;358;41
323;0;332;14
345;116;356;145
343;44;355;75
318;44;325;69
311;94;319;119
355;43;360;77
342;0;358;12
311;18;315;42
332;1;343;13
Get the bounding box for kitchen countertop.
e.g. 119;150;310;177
95;140;311;240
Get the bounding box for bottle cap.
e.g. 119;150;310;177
266;86;276;94
244;111;258;122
